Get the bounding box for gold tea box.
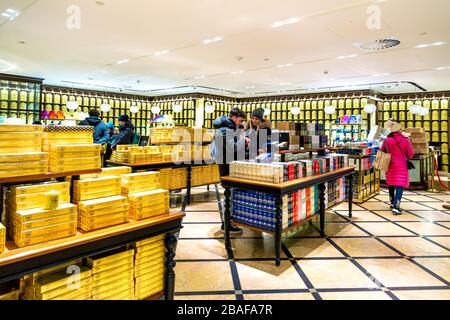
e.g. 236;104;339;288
49;286;92;301
87;248;135;269
0;152;48;163
0;124;43;132
88;256;134;274
101;287;134;301
13;203;77;223
135;284;164;300
78;215;129;232
92;273;134;294
35;265;92;294
135;247;166;261
49;144;102;153
128;189;169;203
0;146;42;154
13;220;77;239
14;227;77;248
79;209;129;224
50;150;100;159
134;258;165;276
11;182;69;196
135;277;164;293
0;131;42;140
7;191;71;211
122;172;160;182
77;195;128;212
0;160;48;171
15;213;77;231
92;281;134;300
74;186;122;202
50;156;101;167
136;242;165;255
0;223;5;253
136;273;164;288
74;176;121;189
92;268;134;287
129;205;169;220
134;264;165;279
78;204;129;217
92;261;134;283
135;234;165;248
35;277;92;300
100;166;132;176
0;168;47;178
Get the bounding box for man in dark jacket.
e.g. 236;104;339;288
111;115;135;150
79;109;109;144
211;107;248;234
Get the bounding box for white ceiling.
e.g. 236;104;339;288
0;0;449;97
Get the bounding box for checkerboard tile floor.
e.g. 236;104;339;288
173;187;450;300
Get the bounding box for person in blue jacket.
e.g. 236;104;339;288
111;114;135;150
79;109;109;144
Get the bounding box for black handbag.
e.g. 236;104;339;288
394;138;415;170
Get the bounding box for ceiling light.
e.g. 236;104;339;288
0;59;17;72
277;63;293;68
270;17;301;28
415;44;429;48
279;83;291;86
373;73;390;77
194;76;206;80
154;50;169;56
432;41;445;46
416;42;445;49
130;105;139;113
245;86;255;89
231;71;244;75
202;37;223;44
151;105;161;114
436;66;450;71
336;54;358;59
100;103;111;112
116;59;128;64
1;9;20;20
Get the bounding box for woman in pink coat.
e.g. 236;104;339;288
381;120;414;215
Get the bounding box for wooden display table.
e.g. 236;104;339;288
0;212;185;300
346;154;380;203
107;160;221;212
221;167;355;266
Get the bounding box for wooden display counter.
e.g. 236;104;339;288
221;166;355;266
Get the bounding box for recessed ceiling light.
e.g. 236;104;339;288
277;63;293;68
245;86;255;89
116;59;129;64
416;41;445;48
336;54;358;59
231;71;244;75
373;73;390;77
2;8;20;20
270;17;301;28
432;41;446;46
436;67;450;71
203;37;223;45
279;82;291;86
415;44;429;48
154;50;169;56
194;76;205;80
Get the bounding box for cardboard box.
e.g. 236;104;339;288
406;127;425;134
411;136;428;144
412;143;429;155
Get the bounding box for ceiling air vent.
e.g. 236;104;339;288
355;38;401;51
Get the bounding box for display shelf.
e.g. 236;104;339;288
0;212;185;300
221;166;355;266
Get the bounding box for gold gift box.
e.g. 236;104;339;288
50;151;100;159
74;176;121;189
92;280;134;300
79;207;129;223
0;160;48;171
0;146;42;154
122;183;161;196
49;286;92;301
10;181;69;196
92;273;134;295
13;203;77;223
74;186;122;202
15;213;77;231
87;256;134;274
49;163;102;173
49;144;102;153
12;220;77;240
100;287;134;301
135;246;166;261
100;166;132;176
0;223;5;253
135;234;165;248
134;257;165;275
0;132;42;140
50;156;101;167
122;172;160;182
135;263;165;279
77;195;128;212
135;283;164;300
14;227;77;248
0;152;48;163
92;262;134;283
78;214;129;232
87;249;135;270
35;277;92;300
0;124;43;132
136;242;165;255
0;168;47;179
78;204;129;218
130;207;168;221
7;191;70;211
135;273;164;288
35;265;92;294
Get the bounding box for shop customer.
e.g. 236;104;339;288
79;109;109;144
245;108;272;159
111;115;135;150
211;107;249;234
381;120;414;215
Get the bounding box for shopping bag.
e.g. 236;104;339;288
373;150;391;171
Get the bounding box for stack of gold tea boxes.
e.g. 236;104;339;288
22;259;92;300
43;126;101;173
0;124;48;178
87;248;135;300
122;172;169;220
5;182;77;248
133;234;166;300
0;222;5;254
191;165;220;187
74;175;129;232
